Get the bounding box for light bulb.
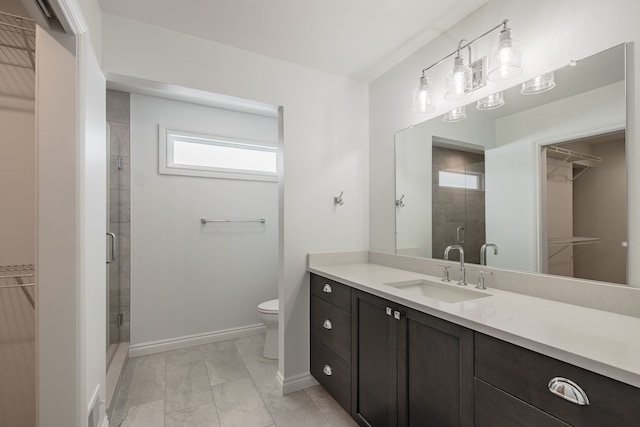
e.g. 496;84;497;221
412;75;435;114
488;25;522;82
445;54;472;100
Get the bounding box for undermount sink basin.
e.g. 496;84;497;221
384;279;491;303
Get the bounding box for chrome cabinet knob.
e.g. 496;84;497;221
548;377;590;405
323;365;332;376
386;307;392;316
394;311;401;320
323;319;332;330
322;284;332;293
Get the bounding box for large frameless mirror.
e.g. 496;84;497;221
395;43;628;285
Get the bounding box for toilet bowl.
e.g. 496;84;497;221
257;299;279;359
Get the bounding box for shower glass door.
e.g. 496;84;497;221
431;146;486;264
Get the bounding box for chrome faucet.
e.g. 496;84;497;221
444;245;466;286
480;243;498;266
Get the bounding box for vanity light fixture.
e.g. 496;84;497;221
487;20;522;82
442;106;467;122
476;91;505;110
521;72;556;95
412;19;521;114
412;72;435;114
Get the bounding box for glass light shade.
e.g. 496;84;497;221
445;55;472;100
476;92;505;110
412;75;435;114
442;106;467;122
521;72;556;95
487;27;522;82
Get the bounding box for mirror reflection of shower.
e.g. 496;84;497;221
431;143;485;264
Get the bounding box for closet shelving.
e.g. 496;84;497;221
546;145;601;182
547;237;601;260
0;11;36;71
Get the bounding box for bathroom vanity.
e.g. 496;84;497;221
308;252;640;427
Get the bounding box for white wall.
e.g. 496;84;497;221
130;94;279;347
102;13;369;384
0;102;34;265
394;129;432;257
370;0;640;287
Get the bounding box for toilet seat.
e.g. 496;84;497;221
258;299;278;314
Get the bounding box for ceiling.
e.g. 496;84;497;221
98;0;490;82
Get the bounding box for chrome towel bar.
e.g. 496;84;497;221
201;218;266;224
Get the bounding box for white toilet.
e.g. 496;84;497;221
257;299;279;359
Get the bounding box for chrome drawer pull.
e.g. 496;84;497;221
323;284;332;293
323;365;332;376
386;307;392;316
548;377;590;405
323;319;333;330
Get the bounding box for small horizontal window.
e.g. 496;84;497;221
160;127;278;181
439;170;483;190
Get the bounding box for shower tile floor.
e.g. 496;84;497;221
112;334;356;427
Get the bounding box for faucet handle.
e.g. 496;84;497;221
476;271;493;290
437;264;451;282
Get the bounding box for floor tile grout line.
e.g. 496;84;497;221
302;387;334;427
238;335;278;427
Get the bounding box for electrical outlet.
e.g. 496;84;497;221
471;56;487;90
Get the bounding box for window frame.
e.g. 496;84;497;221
159;126;279;182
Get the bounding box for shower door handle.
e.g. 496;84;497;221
107;232;117;264
456;226;465;245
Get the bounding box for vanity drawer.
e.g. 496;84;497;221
475;378;570;427
475;333;640;426
310;338;351;413
311;295;351;362
310;273;351;312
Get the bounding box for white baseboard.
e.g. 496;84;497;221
277;370;319;395
128;324;266;357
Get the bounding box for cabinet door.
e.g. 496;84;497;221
352;290;400;427
399;308;474;427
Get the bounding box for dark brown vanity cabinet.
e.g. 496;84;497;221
310;273;640;427
309;274;352;413
351;289;474;427
474;333;640;427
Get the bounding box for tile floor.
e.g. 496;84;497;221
111;334;357;427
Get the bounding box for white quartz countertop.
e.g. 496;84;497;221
308;262;640;388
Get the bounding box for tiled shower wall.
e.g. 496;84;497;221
432;146;485;265
107;90;131;343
